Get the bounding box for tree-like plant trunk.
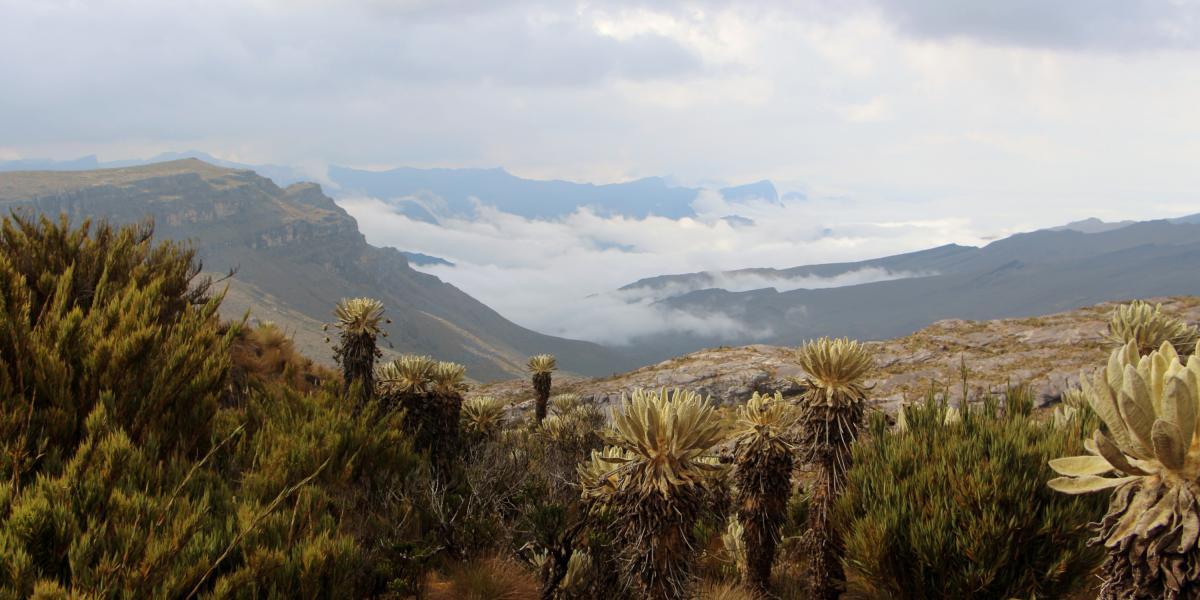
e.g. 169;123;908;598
738;449;794;596
1094;493;1200;600
801;401;863;600
807;451;845;600
533;371;552;423
335;331;378;406
616;490;704;600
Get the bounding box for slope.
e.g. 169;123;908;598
0;159;633;380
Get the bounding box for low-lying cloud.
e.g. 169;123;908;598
620;266;935;301
337;189;990;346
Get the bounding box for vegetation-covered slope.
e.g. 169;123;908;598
0;159;631;380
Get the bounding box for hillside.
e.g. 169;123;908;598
0;159;633;380
473;295;1200;413
612;218;1200;362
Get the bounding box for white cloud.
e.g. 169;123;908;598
620;266;935;300
337;190;985;344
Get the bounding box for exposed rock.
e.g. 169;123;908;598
473;296;1200;415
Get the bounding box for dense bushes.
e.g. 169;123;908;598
0;215;422;597
836;387;1107;599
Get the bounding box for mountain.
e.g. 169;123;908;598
1046;213;1200;233
0;159;634;380
0;151;311;187
1048;217;1137;234
612;218;1200;363
2;154;782;221
400;251;454;267
326;165;778;220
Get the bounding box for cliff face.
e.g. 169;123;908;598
0;159;632;380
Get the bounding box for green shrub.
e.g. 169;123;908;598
0;215;422;597
836;387;1106;599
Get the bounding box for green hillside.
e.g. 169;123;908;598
0;159;632;381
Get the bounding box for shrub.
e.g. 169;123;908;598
1105;300;1199;356
583;388;728;600
1047;340;1200;598
837;387;1106;599
0;215;422;597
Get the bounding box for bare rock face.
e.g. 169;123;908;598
473;296;1200;415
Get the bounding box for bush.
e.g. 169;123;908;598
836;387;1106;599
0;215;422;597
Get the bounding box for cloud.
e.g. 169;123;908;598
336;190;986;345
868;0;1200;51
4;0;1200;238
620;266;935;300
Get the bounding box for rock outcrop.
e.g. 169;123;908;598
473;296;1200;414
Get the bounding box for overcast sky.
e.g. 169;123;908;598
5;0;1200;341
3;0;1199;215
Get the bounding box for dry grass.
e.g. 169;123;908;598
698;582;758;600
425;556;540;600
229;321;333;394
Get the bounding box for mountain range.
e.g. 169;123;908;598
614;215;1200;363
0;159;633;380
3;155;1199;381
0;152;780;221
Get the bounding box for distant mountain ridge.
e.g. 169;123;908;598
613;216;1200;364
0;159;634;380
327;165;778;220
0;152;781;221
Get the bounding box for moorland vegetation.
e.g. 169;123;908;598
1;215;1197;598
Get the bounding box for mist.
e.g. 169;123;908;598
337;188;985;345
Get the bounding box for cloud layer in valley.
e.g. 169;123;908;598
338;189;974;345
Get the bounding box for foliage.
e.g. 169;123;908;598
719;517;748;581
1048;339;1200;598
794;336;873;600
461;395;509;439
585;388;728;600
0;215;422;598
697;581;759;600
426;556;540;600
838;387;1106;600
522;397;610;599
529;354;557;424
229;321;332;396
528;354;558;375
377;354;465;475
330;297;387;402
1105;300;1200;357
729;391;799;595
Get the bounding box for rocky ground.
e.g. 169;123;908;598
472;296;1200;415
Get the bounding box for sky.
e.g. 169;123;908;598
4;0;1200;343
